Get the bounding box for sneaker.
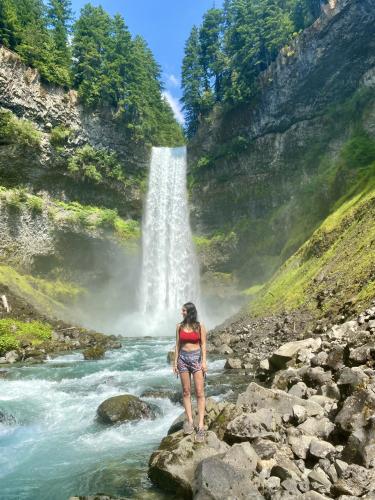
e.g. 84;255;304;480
195;427;206;443
183;420;194;435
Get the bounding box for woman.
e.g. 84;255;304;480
173;302;208;443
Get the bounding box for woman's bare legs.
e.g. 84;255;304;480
180;371;193;424
193;369;205;429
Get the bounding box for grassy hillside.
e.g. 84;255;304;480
248;154;375;319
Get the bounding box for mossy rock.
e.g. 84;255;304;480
83;345;106;360
97;394;156;424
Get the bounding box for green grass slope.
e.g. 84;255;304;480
249;162;375;319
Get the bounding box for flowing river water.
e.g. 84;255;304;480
0;338;227;499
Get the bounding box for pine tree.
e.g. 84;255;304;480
0;0;20;49
47;0;72;85
102;13;132;108
14;0;58;83
71;4;112;107
181;26;204;138
199;8;224;98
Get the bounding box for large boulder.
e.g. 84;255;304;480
236;382;324;419
97;395;155;424
193;443;264;499
83;345;106;360
225;408;283;443
332;464;375;497
335;386;375;433
269;338;321;369
148;431;229;498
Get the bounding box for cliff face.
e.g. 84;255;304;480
0;47;150;218
189;0;375;286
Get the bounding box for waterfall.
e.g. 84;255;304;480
139;147;200;314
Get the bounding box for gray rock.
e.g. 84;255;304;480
281;478;300;494
301;492;331;499
309;438;336;459
97;394;155;424
270;449;303;482
298;417;335;439
349;343;375;365
334;459;349;477
288;381;308;398
5;350;19;363
318;382;341;400
217;344;233;355
342;420;375;467
224;358;242;369
311;351;328;367
326;345;345;371
269;338;322;369
263;476;281;494
293;404;307;424
252;438;278;459
309;395;338;417
335;388;375;433
287;428;313;459
308;466;332;493
226;408;282;442
303;367;333;387
193;454;264;500
327;321;359;341
237;382;324;419
337;366;369;389
149;431;229;498
332;464;375;497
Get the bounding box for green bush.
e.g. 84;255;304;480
50;125;73;149
0;110;42;148
0;319;52;355
26;195;44;214
67;145;125;184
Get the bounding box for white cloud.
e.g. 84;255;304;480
162;91;185;125
167;74;180;87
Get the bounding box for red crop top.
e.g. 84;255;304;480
179;325;201;344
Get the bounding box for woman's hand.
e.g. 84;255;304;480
202;361;208;373
173;364;178;375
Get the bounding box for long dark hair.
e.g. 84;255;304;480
182;302;200;329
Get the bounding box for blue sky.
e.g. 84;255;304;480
70;0;223;123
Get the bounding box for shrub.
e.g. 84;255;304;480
26;195;44;214
0;319;52;355
50;125;73;149
0;110;42;148
67;145;125;184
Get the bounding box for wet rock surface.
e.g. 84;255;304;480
97;395;156;424
148;300;375;499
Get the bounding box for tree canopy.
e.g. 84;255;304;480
0;1;184;146
181;0;328;137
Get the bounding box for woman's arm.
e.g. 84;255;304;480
200;323;208;372
173;323;180;374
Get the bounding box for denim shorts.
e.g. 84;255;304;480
177;348;202;374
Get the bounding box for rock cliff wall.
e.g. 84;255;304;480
0;47;150;218
189;0;375;286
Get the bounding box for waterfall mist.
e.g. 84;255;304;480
66;146;242;336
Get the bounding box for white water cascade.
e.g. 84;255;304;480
139;146;200;314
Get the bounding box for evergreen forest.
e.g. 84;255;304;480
0;0;184;146
181;0;327;137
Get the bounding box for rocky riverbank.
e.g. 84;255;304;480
148;300;375;499
0;286;121;369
